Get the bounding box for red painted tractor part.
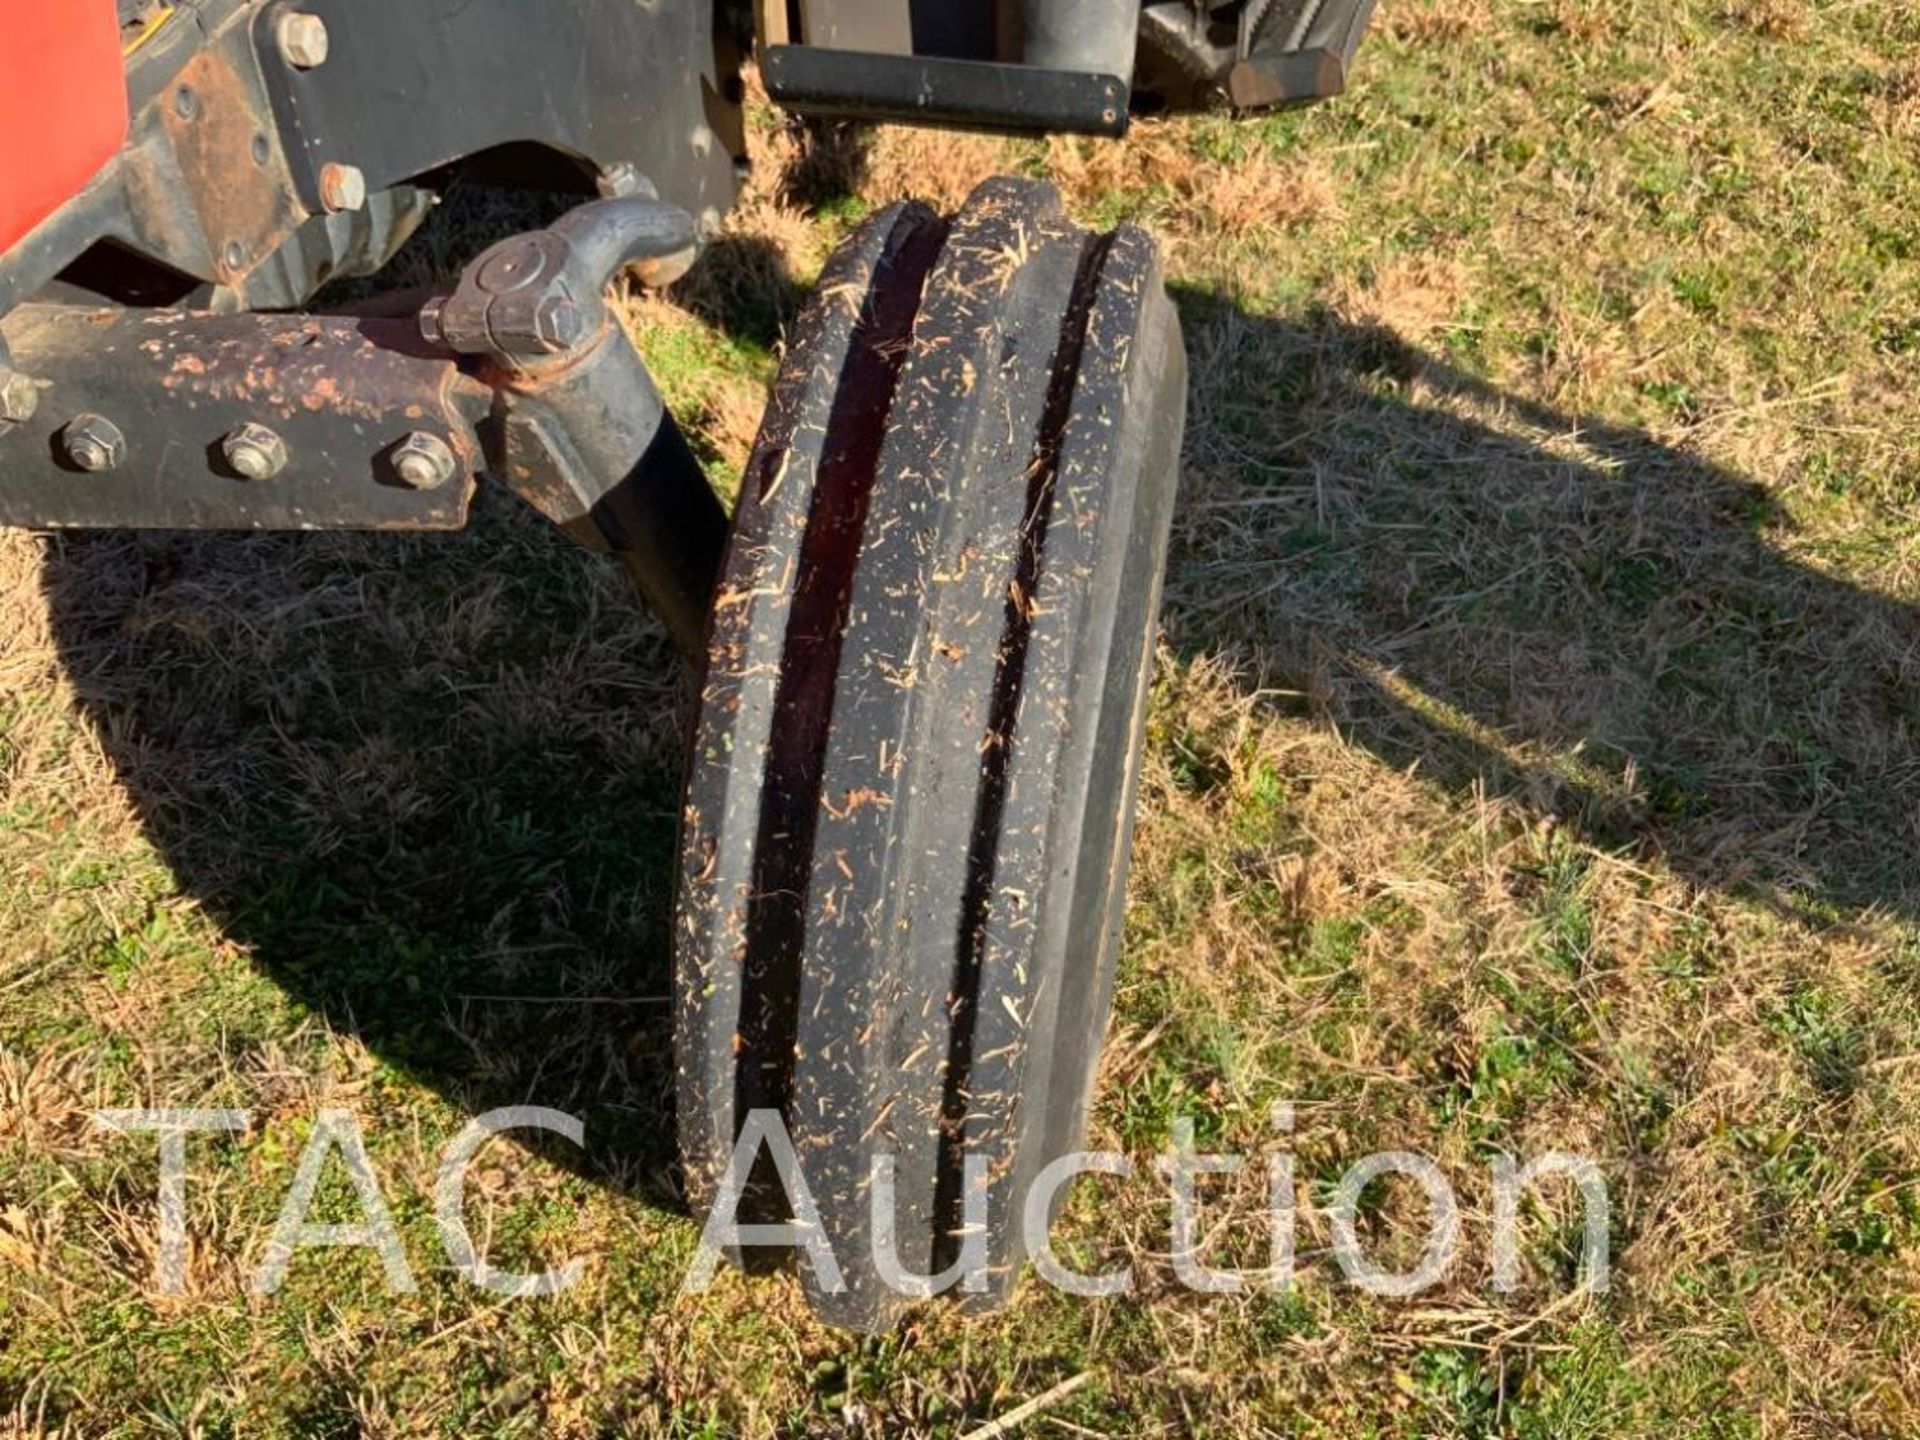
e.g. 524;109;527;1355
0;0;127;254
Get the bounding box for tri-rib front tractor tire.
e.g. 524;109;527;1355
676;177;1186;1329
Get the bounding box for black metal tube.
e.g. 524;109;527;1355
600;417;727;658
762;46;1129;137
499;338;726;658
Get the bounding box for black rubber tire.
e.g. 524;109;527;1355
676;176;1186;1329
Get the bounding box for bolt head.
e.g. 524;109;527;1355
0;371;38;425
223;422;289;480
417;295;448;346
392;432;457;490
596;162;654;199
532;296;587;351
319;162;366;213
64;414;126;472
278;11;330;68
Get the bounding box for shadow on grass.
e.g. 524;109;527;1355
1166;285;1920;924
35;198;1918;1230
40;497;692;1209
39;185;698;1212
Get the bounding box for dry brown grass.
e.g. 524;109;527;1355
1331;254;1472;345
1724;0;1808;41
1380;0;1494;45
1198;153;1348;235
1879;61;1920;137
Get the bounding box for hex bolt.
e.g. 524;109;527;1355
533;296;587;351
222;422;289;480
318;162;366;213
595;162;653;200
63;414;127;472
0;370;38;427
417;295;448;346
392;432;457;490
278;11;330;68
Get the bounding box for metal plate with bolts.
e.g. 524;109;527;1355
253;0;740;222
0;304;490;530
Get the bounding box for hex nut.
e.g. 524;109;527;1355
417;295;448;346
223;422;289;480
63;414;126;472
0;370;38;426
392;431;457;490
319;162;366;213
278;11;330;68
595;162;653;200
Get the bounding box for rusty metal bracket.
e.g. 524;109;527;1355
0;303;489;529
0;196;729;656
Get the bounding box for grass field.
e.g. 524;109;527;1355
5;0;1920;1433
